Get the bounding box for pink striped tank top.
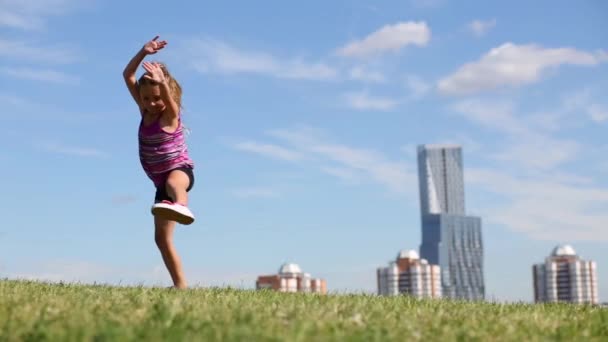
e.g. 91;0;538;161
138;114;194;187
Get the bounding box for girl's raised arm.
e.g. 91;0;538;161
122;36;167;109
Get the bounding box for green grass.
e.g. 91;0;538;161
0;279;606;341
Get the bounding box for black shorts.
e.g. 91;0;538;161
154;167;195;203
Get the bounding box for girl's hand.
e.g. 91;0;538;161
142;61;166;84
142;36;167;55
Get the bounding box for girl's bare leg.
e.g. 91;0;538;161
154;216;187;288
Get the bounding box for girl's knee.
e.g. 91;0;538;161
166;170;190;190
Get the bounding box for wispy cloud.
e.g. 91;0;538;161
451;99;581;170
0;38;80;64
493;136;580;170
467;19;497;37
450;94;608;242
230;187;281;199
0;66;79;84
410;0;445;8
233;126;415;194
271;127;416;194
319;166;361;184
233;141;303;162
0;10;42;30
348;66;386;83
0;92;33;109
0;0;90;31
184;38;337;81
36;141;109;159
563;88;608;123
405;75;431;99
343;91;399;111
111;195;137;206
335;21;431;58
438;43;606;95
588;104;608;122
467;168;608;241
451;99;524;134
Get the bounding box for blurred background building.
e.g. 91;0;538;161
256;263;327;294
533;244;598;304
377;249;441;298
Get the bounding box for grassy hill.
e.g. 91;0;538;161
0;279;606;341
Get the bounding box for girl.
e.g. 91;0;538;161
123;35;195;289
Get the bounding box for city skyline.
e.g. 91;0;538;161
1;0;607;303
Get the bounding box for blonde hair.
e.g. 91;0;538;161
138;62;183;109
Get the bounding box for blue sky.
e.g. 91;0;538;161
1;0;607;303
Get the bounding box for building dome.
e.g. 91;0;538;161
279;263;302;275
397;249;419;260
551;244;576;257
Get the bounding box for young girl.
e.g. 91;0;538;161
123;35;195;289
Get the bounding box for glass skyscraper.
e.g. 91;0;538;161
417;144;485;300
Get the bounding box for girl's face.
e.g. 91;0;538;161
139;84;166;114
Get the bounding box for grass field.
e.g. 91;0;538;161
0;279;606;341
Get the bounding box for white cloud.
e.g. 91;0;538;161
0;38;80;64
268;127;416;194
233;141;303;162
187;39;337;81
36;141;109;158
233;126;415;194
0;92;33;109
348;66;386;83
468;19;497;37
0;66;79;84
438;43;606;95
562;88;608;123
343;91;398;111
410;0;445;9
320;166;361;184
0;10;42;30
0;0;91;30
451;99;524;134
451;99;580;170
405;75;431;99
588;104;608;123
467;168;608;241
336;21;431;58
231;187;281;199
450;95;608;241
526;111;564;132
493;136;580;170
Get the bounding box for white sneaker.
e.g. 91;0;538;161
151;201;195;225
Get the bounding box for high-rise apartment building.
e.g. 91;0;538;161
377;249;441;298
417;144;485;300
256;263;327;294
533;244;598;304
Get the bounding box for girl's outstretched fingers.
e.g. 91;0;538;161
142;62;165;83
143;36;167;55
